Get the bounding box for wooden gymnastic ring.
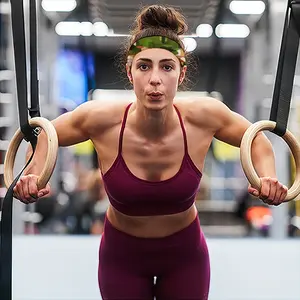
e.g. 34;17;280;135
240;120;300;201
4;117;58;190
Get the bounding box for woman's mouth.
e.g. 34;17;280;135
148;93;163;100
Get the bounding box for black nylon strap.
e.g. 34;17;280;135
270;0;300;136
0;0;40;299
0;146;36;300
10;0;39;139
10;0;30;137
293;2;300;33
29;0;40;119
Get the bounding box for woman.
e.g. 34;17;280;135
13;5;288;300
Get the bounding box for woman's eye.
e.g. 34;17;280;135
138;64;149;71
163;65;173;71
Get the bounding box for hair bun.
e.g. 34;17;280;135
137;5;188;35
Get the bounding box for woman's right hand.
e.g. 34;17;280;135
13;174;51;204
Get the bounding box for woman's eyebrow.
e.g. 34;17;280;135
136;58;176;63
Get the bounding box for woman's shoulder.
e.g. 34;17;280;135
174;96;222;116
75;99;133;133
174;96;229;128
88;99;132;116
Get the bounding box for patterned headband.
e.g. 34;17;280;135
127;36;186;68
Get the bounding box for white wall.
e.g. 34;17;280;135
11;236;300;300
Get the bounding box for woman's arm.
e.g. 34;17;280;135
195;98;288;205
213;105;277;179
24;101;93;176
14;100;123;203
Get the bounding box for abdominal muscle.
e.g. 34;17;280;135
106;204;198;238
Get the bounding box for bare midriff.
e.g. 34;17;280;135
106;204;198;238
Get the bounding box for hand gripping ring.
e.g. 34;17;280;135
4;117;58;190
240;120;300;202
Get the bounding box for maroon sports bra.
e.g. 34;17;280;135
101;103;202;216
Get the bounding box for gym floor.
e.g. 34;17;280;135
13;235;300;300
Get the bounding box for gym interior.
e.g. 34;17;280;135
1;0;300;299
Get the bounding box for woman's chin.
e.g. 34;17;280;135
145;101;166;111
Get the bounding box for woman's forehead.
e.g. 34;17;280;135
133;48;178;62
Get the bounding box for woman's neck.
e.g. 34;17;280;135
133;101;177;141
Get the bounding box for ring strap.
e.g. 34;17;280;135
270;0;300;136
0;148;35;300
0;0;41;299
29;0;40;120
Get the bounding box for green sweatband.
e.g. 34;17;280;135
127;36;186;68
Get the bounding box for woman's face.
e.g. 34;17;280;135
127;48;186;110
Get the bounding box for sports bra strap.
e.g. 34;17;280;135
119;103;188;154
118;103;132;154
173;105;188;154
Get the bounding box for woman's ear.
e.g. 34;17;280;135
128;73;133;84
179;65;187;85
126;63;133;84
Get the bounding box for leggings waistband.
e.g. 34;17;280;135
102;215;203;250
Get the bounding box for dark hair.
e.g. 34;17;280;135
129;5;188;48
116;5;198;90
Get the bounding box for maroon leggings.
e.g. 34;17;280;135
98;215;210;300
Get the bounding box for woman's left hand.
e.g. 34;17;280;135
248;177;288;206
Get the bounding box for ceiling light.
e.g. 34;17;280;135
55;22;110;37
93;22;109;36
229;0;266;15
216;24;250;38
80;22;93;36
182;38;197;52
55;22;81;36
42;0;77;12
196;24;213;38
106;33;130;37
